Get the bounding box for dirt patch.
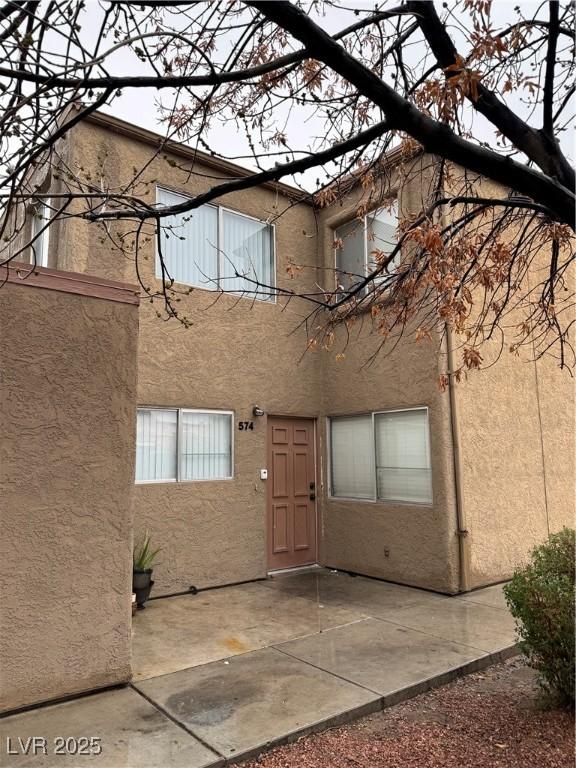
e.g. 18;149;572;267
241;657;574;768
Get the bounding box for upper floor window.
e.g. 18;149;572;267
30;198;52;267
334;202;398;294
156;187;275;301
329;407;432;504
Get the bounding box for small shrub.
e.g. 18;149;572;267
504;527;575;706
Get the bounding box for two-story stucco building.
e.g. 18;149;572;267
20;110;575;601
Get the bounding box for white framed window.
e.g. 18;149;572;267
334;202;398;294
30;198;52;267
136;407;233;483
330;414;375;500
329;407;432;504
156;187;275;301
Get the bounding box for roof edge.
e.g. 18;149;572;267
83;110;313;205
1;262;140;305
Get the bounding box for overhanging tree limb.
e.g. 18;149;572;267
407;0;574;190
87;118;392;220
543;0;560;137
247;0;575;228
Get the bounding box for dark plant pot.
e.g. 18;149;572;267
133;569;154;609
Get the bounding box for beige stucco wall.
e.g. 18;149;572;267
317;337;459;593
58;120;458;595
0;274;138;713
453;342;575;588
53;118;574;597
442;170;576;587
62;119;324;596
314;154;460;593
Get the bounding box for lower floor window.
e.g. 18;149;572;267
329;407;432;504
136;407;233;483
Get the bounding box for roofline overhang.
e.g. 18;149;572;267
84;110;314;206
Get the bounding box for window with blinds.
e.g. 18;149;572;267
330;415;374;499
136;408;233;483
334;202;399;294
156;187;274;300
375;410;432;503
329;407;432;504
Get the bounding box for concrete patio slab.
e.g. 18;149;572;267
0;687;220;768
455;583;509;610
379;596;516;652
275;617;489;699
3;571;518;768
135;646;380;762
261;569;449;614
133;582;364;680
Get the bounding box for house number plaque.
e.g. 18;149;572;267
238;421;254;431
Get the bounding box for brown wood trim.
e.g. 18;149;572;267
1;262;140;306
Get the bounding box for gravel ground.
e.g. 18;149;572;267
242;657;574;768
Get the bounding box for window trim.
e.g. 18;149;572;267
327;406;433;506
155;185;276;303
333;202;399;293
30;197;52;268
135;406;235;485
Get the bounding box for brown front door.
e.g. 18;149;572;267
267;417;317;570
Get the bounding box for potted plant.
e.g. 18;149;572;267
133;531;161;610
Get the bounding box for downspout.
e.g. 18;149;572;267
446;324;470;593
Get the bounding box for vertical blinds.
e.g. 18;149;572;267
334;202;399;292
156;188;274;299
367;204;398;274
135;408;232;482
136;409;178;482
180;411;232;480
334;219;366;290
156;187;218;289
31;199;51;267
375;410;432;503
330;414;374;499
329;408;432;504
221;209;273;299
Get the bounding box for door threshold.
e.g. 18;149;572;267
267;563;321;577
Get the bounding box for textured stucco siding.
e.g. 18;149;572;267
0;280;138;712
317;336;459;593
59;121;458;596
65;120;324;596
443;172;576;587
455;346;575;588
133;300;324;594
55;118;573;597
315;154;460;593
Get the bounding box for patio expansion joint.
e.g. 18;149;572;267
128;682;226;767
271;642;385;699
367;613;518;656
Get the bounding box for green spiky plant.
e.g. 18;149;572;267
133;531;161;573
